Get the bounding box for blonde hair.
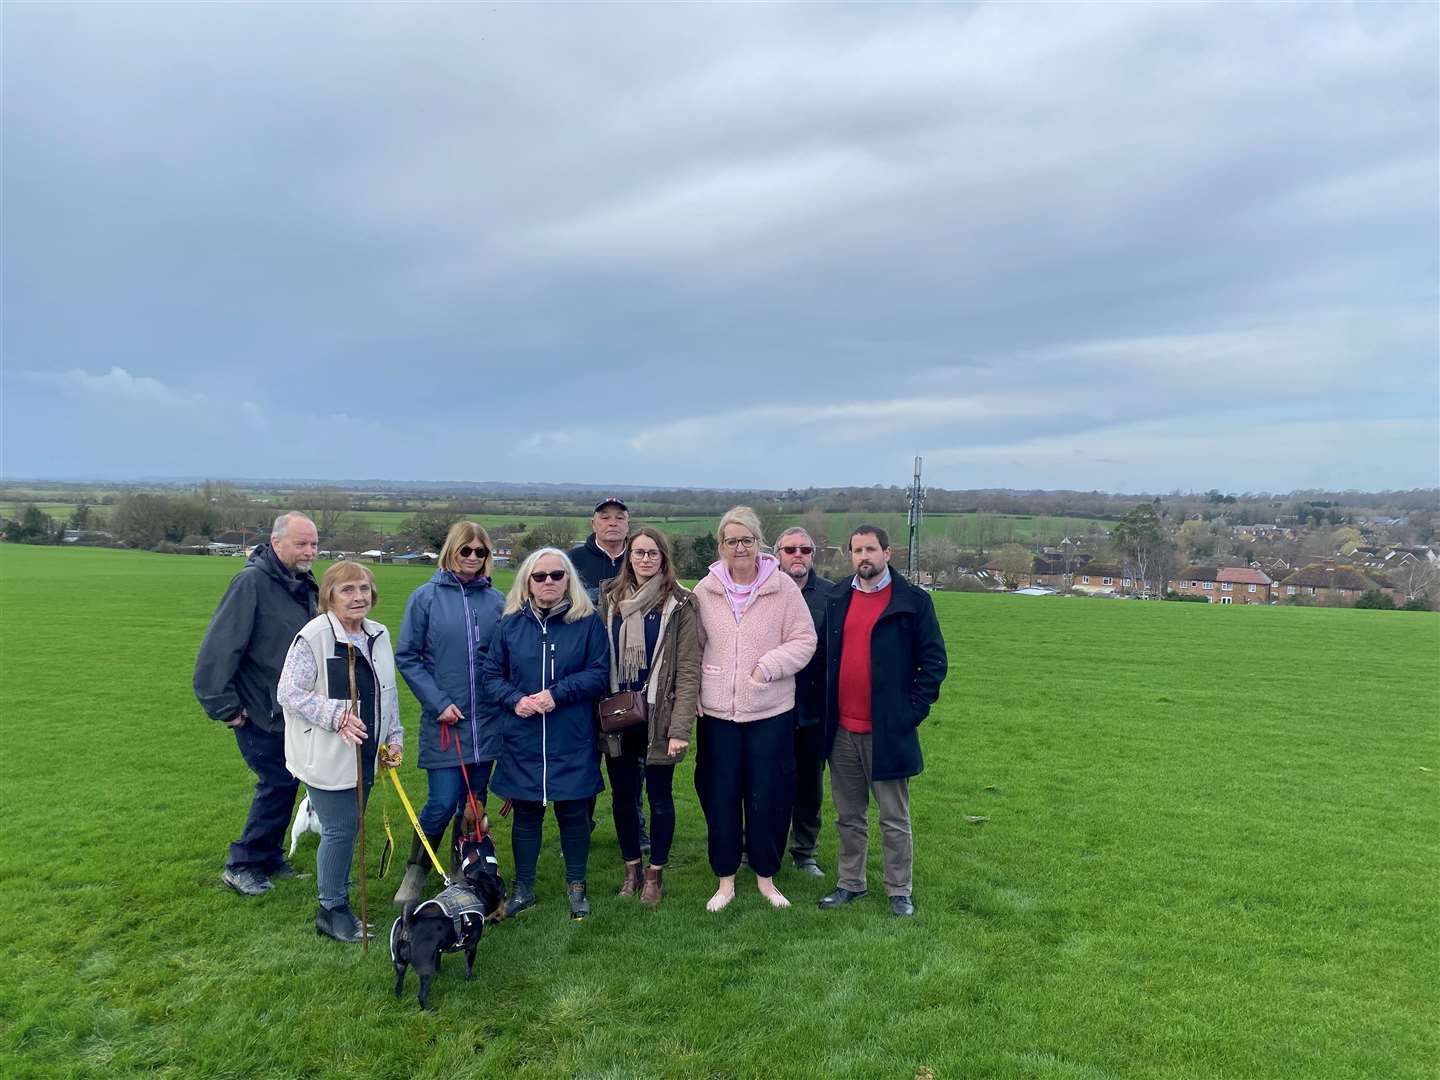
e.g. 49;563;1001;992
716;505;765;549
504;548;594;621
438;520;495;577
318;560;378;614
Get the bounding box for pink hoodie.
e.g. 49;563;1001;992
692;559;817;723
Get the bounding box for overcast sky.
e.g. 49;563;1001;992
4;2;1436;493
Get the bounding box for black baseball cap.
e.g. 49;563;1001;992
593;497;628;513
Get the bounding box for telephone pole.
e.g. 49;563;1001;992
907;456;925;579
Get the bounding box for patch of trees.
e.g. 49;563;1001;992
4;504;60;544
110;493;221;549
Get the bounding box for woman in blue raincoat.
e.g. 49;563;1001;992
481;547;609;920
393;522;504;905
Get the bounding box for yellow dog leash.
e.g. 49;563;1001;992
383;766;451;883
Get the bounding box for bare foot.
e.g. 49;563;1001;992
756;875;790;909
706;876;736;912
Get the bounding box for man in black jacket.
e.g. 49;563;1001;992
568;497;630;597
818;524;947;917
194;512;319;896
775;527;832;876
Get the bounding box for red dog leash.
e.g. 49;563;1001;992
439;718;486;841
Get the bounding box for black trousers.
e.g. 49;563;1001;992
606;732;676;865
694;710;795;878
511;798;591;888
227;723;300;873
789;720;826;860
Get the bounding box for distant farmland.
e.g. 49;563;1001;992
4;499;1112;547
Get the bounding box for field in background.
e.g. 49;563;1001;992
1;545;1435;1079
0;496;1111;548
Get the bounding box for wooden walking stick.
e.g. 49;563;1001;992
347;645;370;952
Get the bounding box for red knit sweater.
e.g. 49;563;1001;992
838;585;890;733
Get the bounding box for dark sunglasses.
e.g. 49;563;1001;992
529;570;567;583
780;545;814;555
459;546;489;559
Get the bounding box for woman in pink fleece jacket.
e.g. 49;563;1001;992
692;506;817;912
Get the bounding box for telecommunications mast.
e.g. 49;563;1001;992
907;456;925;579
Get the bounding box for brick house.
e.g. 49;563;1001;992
1275;565;1394;606
1072;564;1156;596
1170;565;1220;599
1216;566;1273;604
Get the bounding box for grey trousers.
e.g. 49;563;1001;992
829;728;912;897
307;783;372;911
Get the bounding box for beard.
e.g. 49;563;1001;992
856;561;885;580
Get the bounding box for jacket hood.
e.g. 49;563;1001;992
701;551;782;595
250;541;318;594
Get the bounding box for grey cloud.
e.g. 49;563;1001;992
2;2;1435;490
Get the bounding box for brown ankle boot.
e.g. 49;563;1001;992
618;859;644;897
640;864;664;906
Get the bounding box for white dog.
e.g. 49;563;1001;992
288;791;322;856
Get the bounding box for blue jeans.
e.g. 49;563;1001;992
417;761;493;836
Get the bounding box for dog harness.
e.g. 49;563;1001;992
389;837;500;962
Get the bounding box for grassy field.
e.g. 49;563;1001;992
1;545;1435;1079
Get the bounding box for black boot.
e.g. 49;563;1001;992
505;881;536;918
315;903;364;942
568;881;590;920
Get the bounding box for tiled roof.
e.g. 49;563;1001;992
1217;567;1272;585
1280;565;1382;591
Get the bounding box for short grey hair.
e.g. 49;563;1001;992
271;511;315;540
775;527;813;548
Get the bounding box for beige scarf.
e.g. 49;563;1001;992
614;576;667;687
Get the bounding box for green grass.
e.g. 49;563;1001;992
1;546;1436;1079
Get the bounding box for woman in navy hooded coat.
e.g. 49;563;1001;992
481;547;609;920
392;522;505;905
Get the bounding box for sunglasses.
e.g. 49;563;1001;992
529;570;568;583
459;546;489;559
780;545;814;555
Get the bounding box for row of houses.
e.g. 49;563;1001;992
986;557;1405;606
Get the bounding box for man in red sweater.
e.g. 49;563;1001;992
818;525;948;917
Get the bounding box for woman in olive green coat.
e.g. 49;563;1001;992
596;526;700;905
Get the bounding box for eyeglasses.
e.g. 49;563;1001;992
780;545;814;555
529;570;567;583
459;546;489;559
721;536;757;550
631;550;663;562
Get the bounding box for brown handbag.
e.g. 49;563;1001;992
597;689;648;733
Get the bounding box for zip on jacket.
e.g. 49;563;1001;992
528;603;557;806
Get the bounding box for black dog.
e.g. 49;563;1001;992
390;829;506;1010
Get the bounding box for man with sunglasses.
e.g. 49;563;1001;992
775;527;834;878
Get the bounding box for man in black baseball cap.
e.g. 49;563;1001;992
569;498;629;596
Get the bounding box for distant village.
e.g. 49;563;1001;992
5;482;1436;612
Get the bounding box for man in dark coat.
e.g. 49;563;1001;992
568;497;630;597
818;524;947;917
194;512;319;896
568;497;642;843
775;527;833;876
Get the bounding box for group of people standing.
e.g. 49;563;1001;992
193;497;948;941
